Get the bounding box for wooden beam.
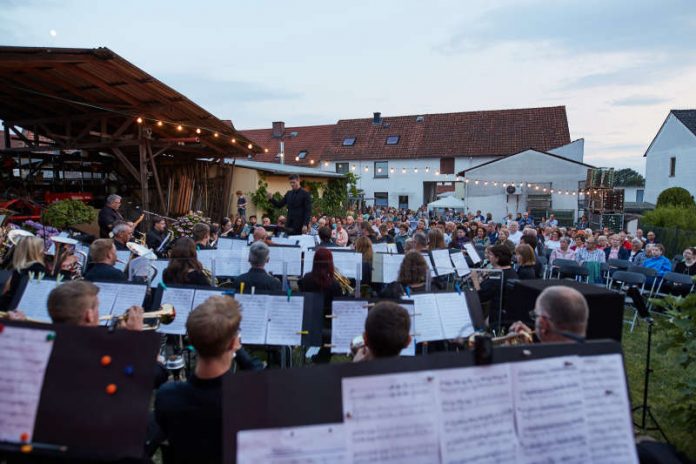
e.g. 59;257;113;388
65;64;142;106
138;139;150;214
112;147;140;182
146;140;166;212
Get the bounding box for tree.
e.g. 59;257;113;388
614;168;645;187
657;187;695;208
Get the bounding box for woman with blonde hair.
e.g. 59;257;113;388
515;244;537;280
2;236;47;309
354;236;373;286
427;228;446;251
379;251;443;298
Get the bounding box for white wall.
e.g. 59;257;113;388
644;113;696;204
616;186;644;203
462;149;587;220
548;138;585;163
318;156;497;208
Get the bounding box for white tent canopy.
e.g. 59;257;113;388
427;196;467;210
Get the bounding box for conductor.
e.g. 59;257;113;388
267;174;312;236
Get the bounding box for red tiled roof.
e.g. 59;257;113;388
241;124;335;166
436;184;455;194
241;106;570;165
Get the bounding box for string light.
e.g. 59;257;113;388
264;148;269;153
425;167;429;173
247;143;253;149
310;159;315;165
364;166;369;172
503;183;507;187
414;168;418;173
295;156;300;161
390;167;395;174
324;161;329;167
402;168;406;174
231;138;236;143
177;125;183;131
157;121;163;127
465;179;469;183
136;117;143;124
435;170;440;176
475;180;479;185
352;165;356;171
196;128;201;134
377;167;382;173
213;132;219;138
484;181;488;186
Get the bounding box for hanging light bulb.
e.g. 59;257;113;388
527;183;532;188
535;186;539;190
264;148;269;153
484;181;488;186
352;165;356;171
502;183;507;187
177;125;183;131
364;166;369;172
136;117;143;124
324;161;329;167
414;168;418;173
543;188;547;192
214;132;219;138
390;167;395;173
435;170;440;176
295;156;300;161
425;167;429;173
231;138;236;143
456;176;461;182
475;180;479;185
248;143;253;149
493;182;497;186
310;159;315;165
156;121;163;127
402;168;406;174
196;128;201;134
465;179;470;183
377;167;382;173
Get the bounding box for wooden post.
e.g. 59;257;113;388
139;138;150;222
146;140;166;213
2;123;9;149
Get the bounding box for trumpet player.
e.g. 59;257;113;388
509;286;588;344
83;239;126;282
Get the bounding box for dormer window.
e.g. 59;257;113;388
386;135;400;145
343;137;356;146
297;150;308;159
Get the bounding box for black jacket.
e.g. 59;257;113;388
233;268;282;293
83;263;127;282
98;207;123;238
269;188;312;235
146;229;167;253
604;247;630;261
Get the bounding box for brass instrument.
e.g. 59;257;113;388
334;269;354;295
0;311;42;323
100;304;176;331
467;330;535;348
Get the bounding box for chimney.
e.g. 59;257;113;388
373;112;382;124
272;121;285;138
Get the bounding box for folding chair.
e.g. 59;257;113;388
653;272;694;300
609;270;647;332
607;259;631;271
550;259;577;278
627;265;658;297
536;255;548;279
558;264;589;283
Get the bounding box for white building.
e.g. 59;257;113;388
644;110;696;204
242;106;587;218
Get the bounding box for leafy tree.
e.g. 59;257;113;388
614;168;645;187
41;199;97;229
248;175;286;222
657;187;695;208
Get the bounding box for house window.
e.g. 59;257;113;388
440;157;454;174
398;195;409;209
669;157;676;177
336;162;349;174
297;150;308;160
385;135;400;145
343;137;356;146
636;189;644;203
374;192;389;207
374;161;388;178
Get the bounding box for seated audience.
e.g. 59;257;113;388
316;226;336;247
628;239;646;266
333;220;349;247
1;236;46;309
642;244;671;278
674;247;696;276
549;237;575;265
604;235;630;261
233;242;282;292
83;239;127;282
353;302;411;362
575;237;606;264
163;238;211;287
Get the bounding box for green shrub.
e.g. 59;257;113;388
41;200;97;229
656;187;695;208
642;206;696;230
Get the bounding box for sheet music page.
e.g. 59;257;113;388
342;370;441;464
381;254;404;283
421;252;434;272
331;300;368;354
399;302;416;356
149;260;169;288
288;235;318;252
450;251;470;277
234;294;269;345
512;356;589;464
111;284;147;315
268;247;302;276
266;295;304;346
0;326;55;443
371;242;389;253
217;237;248;251
411;294;444;342
431;249;455;276
237;423;347;464
212;249;246;276
435;293;473;339
158;288;195;335
303;250;315;276
332;252;362;280
196;250;215;273
91;282;120;318
438;365;516;463
191;289;225;309
463;243;481;264
271;237;299;247
114;250;131;271
581;354;639;464
15;279;58;322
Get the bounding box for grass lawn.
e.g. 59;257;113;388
621;309;695;460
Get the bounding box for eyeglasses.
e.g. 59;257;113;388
528;310;552;322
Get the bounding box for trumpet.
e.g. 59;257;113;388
0;310;42;323
466;330;535;348
99;304;176;331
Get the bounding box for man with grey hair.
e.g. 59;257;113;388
510;286;589;343
233;241;281;292
99;194;125;238
112;221;133;251
628;239;646;266
411;232;428;253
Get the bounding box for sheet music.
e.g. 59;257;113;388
332;252;363;280
399;302;416;356
15;279;58;322
149;260;169;288
438;365;516;463
158;288;196;335
463;243;481;264
435;293;473;339
196;250;216;273
234;294;269;345
421;252;434;272
191;288;225;309
512;356;589;464
581;354;639;464
271;237;299;247
114;250;131;271
431;249;455;276
267;247;303;276
217;237;248;251
237;423;347;464
377;253;404;283
303;249;315;275
449;251;470;277
288;235;318;252
213;249;248;276
111;284;147;315
411;294;444;342
0;326;55;443
91;282;120;318
266;295;304;346
371;242;389;253
342;371;441;464
331;300;368;354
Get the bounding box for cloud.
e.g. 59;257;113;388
611;96;670;107
161;74;303;105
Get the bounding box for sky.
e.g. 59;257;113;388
2;0;696;174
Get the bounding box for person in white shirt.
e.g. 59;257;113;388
547;214;559;228
508;221;523;245
545;230;562;251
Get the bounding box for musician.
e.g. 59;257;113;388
240;215;257;239
472;244;518;325
155;295;242;464
98;194;127;238
509;286;588;343
112;221;133;251
353;302;411;362
252;226;273;246
354;237;373;287
0;236;46;310
267;174;312;236
316;226;336;248
220;217;233;237
232;242;282;292
192;223;213;250
83;239;127;282
146;217;169;255
379;251;442;298
162;237;211;287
